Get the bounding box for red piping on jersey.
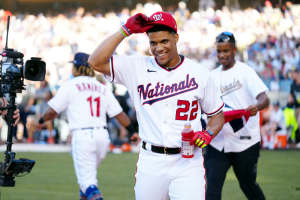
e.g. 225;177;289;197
155;55;185;71
204;103;224;117
111;56;115;82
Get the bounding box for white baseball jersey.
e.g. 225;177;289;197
108;55;224;147
48;76;122;130
108;54;223;200
210;61;268;153
48;75;123;193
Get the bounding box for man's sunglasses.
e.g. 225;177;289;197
216;32;235;43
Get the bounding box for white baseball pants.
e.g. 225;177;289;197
134;148;206;200
71;128;110;193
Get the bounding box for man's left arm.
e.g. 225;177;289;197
247;92;270;116
206;111;225;137
246;67;270;116
38;107;58;125
193;111;224;148
195;71;225;148
114;112;139;144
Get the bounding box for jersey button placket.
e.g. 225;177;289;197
163;103;169;123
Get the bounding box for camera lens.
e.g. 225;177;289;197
24;59;46;81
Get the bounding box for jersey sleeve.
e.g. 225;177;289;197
245;66;269;98
105;87;123;118
201;72;224;117
106;55;143;86
48;83;70;114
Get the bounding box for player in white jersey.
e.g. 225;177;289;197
38;52;135;200
205;32;270;200
88;11;225;200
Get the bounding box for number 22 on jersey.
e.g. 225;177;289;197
87;96;100;117
176;100;198;121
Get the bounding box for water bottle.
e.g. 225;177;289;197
181;123;194;158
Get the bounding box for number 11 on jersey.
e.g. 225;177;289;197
87;96;100;117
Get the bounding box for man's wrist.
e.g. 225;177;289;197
255;104;260;111
206;129;214;136
120;25;130;37
126;123;135;136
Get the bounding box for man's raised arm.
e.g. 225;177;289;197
88;31;125;75
88;13;153;75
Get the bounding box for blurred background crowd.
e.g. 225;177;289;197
0;0;300;151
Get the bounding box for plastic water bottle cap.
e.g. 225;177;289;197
184;123;191;129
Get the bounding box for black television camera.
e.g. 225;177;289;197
0;16;46;187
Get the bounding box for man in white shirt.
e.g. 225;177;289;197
206;32;270;200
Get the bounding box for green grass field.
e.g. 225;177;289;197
0;150;299;200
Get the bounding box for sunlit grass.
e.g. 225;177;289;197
0;150;299;200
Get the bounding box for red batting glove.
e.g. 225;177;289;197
191;130;214;148
121;13;154;36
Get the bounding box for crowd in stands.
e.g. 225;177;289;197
0;1;300;150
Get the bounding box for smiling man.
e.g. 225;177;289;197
205;32;270;200
88;11;224;200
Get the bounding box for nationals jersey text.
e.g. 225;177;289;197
138;74;198;105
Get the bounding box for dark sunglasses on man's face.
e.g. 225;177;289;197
216;32;235;43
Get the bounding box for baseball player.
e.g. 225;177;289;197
88;11;224;200
205;32;269;200
38;52;136;200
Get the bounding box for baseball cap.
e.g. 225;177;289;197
216;32;236;44
148;11;177;33
71;52;90;68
